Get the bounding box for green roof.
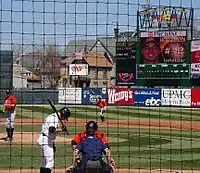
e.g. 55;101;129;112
64;40;96;54
64;31;138;57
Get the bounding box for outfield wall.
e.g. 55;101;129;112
0;89;59;105
1;87;199;107
58;87;195;107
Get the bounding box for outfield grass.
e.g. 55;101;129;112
15;105;200;122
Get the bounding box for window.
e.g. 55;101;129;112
103;70;107;78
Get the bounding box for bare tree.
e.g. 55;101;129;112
33;43;62;88
12;44;29;63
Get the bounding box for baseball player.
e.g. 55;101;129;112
37;107;70;173
97;97;106;122
3;89;17;142
68;124;114;173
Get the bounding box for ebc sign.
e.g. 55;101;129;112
161;89;191;107
134;88;161;106
107;88;134;105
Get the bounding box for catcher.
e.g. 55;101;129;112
67;122;114;173
71;121;111;150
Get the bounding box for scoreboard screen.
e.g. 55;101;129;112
136;64;190;79
137;30;189;80
116;41;136;86
116;41;136;60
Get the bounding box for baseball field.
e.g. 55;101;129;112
1;105;200;173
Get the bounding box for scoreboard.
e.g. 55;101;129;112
116;41;136;86
136;64;190;79
116;41;136;59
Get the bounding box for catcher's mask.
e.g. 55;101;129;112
86;127;96;136
59;107;71;120
85;121;98;131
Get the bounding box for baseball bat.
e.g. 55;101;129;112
47;97;69;135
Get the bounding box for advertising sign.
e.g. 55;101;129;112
191;64;200;79
140;31;186;64
58;88;82;104
191;88;200;107
116;72;135;86
134;88;161;106
116;41;136;86
161;89;191;107
191;41;200;79
191;40;200;63
139;7;193;29
82;88;107;105
107;88;134;105
69;64;88;76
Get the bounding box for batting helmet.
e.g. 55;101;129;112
59;107;71;120
6;89;11;95
85;121;98;131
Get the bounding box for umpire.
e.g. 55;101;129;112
68;123;114;173
3;89;17;142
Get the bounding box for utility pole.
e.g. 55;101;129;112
111;22;119;87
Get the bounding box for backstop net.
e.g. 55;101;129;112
0;0;200;173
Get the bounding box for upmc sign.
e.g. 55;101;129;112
107;88;134;105
161;89;191;107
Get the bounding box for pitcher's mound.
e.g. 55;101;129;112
0;132;71;145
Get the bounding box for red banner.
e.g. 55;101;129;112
107;88;134;105
191;88;200;107
191;40;200;63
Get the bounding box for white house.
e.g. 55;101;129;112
13;63;42;88
13;74;28;89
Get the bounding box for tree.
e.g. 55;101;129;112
12;44;29;63
33;43;62;88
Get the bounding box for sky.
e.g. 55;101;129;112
0;0;200;51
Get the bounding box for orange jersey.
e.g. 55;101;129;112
71;130;109;146
97;100;106;108
4;95;17;111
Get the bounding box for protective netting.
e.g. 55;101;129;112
0;0;200;173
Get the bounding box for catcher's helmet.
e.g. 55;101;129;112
85;121;98;131
59;107;71;120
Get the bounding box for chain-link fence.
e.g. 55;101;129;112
1;0;200;173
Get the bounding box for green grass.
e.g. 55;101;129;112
1;105;200;170
15;105;200;122
1;125;200;170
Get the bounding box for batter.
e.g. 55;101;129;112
37;106;70;173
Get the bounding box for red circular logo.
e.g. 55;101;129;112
148;32;153;37
118;73;134;82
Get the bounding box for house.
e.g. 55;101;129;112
13;63;42;88
59;52;113;88
18;49;61;88
61;31;138;87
